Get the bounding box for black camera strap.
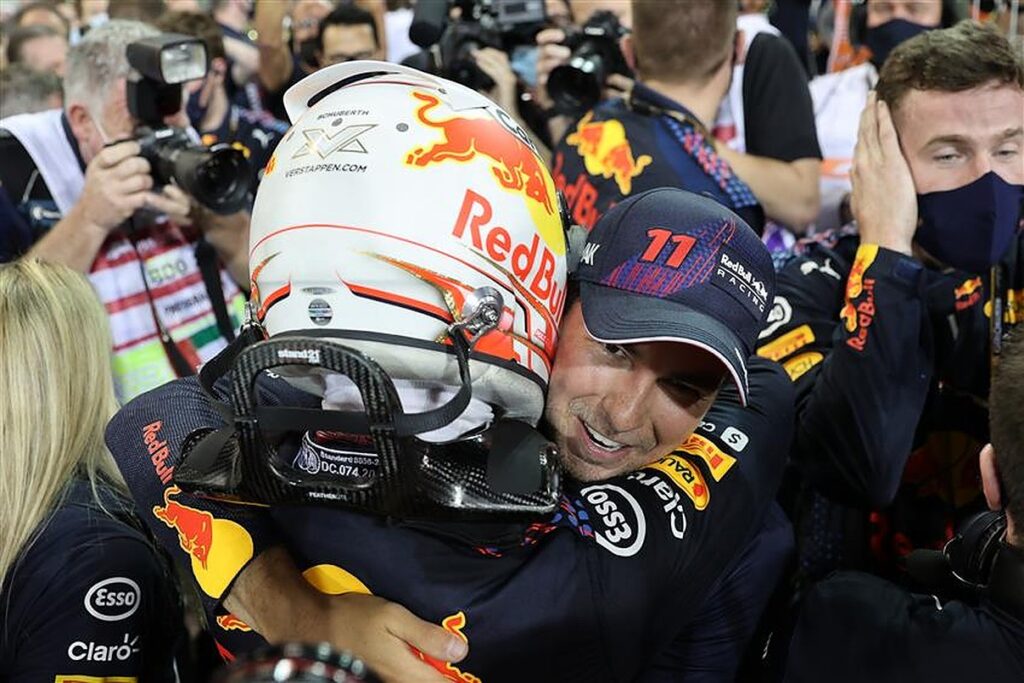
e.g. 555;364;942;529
194;236;237;342
125;226;237;379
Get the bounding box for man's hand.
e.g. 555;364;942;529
76;140;155;233
148;184;193;227
850;92;916;256
472;47;518;114
535;28;570;110
319;593;468;683
225;546;467;683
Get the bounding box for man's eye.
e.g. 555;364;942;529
664;382;703;405
603;343;628;358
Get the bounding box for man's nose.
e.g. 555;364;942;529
602;371;656;434
969;153;995;183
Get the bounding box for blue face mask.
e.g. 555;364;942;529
915;171;1024;274
865;18;930;68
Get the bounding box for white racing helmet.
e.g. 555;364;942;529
178;63;568;518
249;61;568;432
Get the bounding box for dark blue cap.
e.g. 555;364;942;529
576;188;775;404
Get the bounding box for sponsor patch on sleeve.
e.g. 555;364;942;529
645;454;711;510
675;433;738;482
757;323;815;362
782;351;824;381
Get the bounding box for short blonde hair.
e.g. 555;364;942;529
0;259;123;581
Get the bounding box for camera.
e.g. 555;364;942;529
126;34;251;215
546;11;632;114
402;0;546;92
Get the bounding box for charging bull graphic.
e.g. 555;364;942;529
152;486;254;598
566;112;652;196
405;90;559;230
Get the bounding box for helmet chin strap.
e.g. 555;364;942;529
197;288;505;439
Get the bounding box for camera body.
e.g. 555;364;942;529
402;0;545;92
126;34;251;215
547;10;632;114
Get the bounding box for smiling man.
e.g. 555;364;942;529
109;174;792;681
758;20;1024;582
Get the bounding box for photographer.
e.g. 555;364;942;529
541;0;820;235
156;10;287;192
782;331;1024;683
0;20;251;402
551;1;765;233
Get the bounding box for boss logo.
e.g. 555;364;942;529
580;484;647;557
84;577;140;622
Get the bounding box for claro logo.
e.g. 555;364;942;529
84;577;141;622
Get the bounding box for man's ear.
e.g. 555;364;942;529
66;101;96;146
981;443;1004;512
620;33;637;74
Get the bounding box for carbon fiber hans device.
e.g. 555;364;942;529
175;315;561;519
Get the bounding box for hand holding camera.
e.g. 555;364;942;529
76;140;156;234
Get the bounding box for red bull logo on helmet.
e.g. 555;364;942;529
405;91;564;257
566;112;652;196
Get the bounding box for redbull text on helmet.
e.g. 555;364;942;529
452;188;566;324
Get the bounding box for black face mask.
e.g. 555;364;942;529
865;18;931;68
298;38;320;69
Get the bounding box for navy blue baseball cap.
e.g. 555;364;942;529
575;188;775;405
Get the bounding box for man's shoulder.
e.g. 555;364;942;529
0;127;42;195
745;31;800;71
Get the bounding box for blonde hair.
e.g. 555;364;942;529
0;259;124;581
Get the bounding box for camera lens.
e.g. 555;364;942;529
548;53;605;113
173;144;252;215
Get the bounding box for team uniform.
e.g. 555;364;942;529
106;357;793;681
758;228;1024;579
551;82;764;236
783;569;1024;682
0;479;182;682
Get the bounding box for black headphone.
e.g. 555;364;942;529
848;0;962;46
907;511;1024;621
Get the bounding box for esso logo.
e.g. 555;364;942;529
84;577;141;622
580;484;647;558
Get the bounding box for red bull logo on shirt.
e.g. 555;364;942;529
152;486;254;598
142;420;174;485
840;244;878;352
566;112;652;196
216;613;252;632
414;611;481;682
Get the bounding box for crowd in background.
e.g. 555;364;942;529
1;1;1023;681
